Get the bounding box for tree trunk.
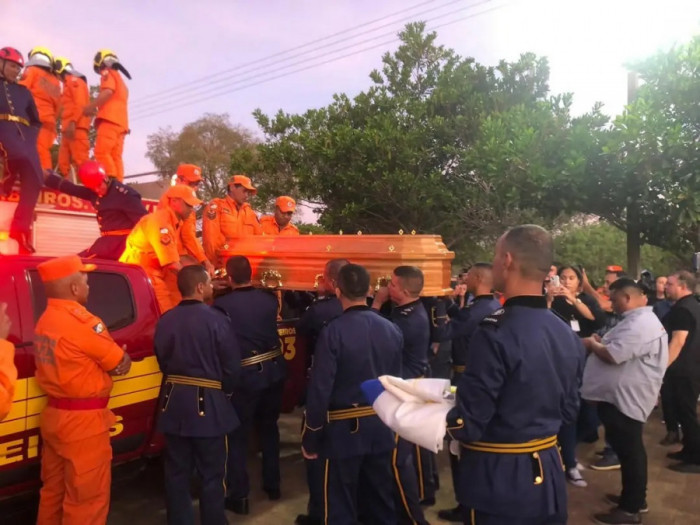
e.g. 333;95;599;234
627;203;641;278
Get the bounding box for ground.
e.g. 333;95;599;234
6;407;700;524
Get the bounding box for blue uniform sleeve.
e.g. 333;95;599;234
302;325;338;455
446;326;506;442
217;315;241;394
45;173;96;202
153;315;171;374
122;186;148;225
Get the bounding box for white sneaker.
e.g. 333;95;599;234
575;461;585;470
566;467;587;488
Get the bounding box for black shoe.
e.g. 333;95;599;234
295;515;322;525
668;462;700;474
604;494;648;513
225;497;249;515
419;496;436;506
660;430;681;446
667;450;687;461
265;488;281;500
590;454;621;471
9;231;35;254
437;506;464;522
593;508;642;525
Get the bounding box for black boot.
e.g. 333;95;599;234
437;505;465;522
660;430;680;446
9;230;35;254
225;497;249;515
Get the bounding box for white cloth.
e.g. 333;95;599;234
372;376;454;452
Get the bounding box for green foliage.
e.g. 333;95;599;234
244;23;605;254
297;223;330;235
554;222;684;285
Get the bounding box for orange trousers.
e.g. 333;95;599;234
37;430;112;525
57;129;90;178
148;269;180;313
37;124;57;171
94;120;126;182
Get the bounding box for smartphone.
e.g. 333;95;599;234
550;275;560;288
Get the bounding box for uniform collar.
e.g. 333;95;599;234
344;305;370;313
474;294;495;301
395;298;422;312
47;298;84;310
503;295;547;309
232;285;255;292
225;195;248;211
178;299;203;306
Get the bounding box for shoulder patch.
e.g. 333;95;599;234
206;206;217;220
480;308;505;326
92;322;105;334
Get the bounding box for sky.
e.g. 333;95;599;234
6;0;699;183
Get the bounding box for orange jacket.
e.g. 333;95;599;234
0;339;17;422
158;194;207;263
97;69;128;131
60;74;91;131
260;215;300;236
34;298;125;442
19;66;61;125
119;207;182;270
202;197;262;264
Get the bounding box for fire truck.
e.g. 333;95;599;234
0;186;307;500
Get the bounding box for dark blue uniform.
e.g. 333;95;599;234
296;295;343;523
154;299;240;525
303;305;402;525
44;173;147;259
446;296;584;525
388;299;433;524
213;286;286;501
0;78;43;239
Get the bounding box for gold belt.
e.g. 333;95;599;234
166;375;222;390
0;114;30;126
327;406;376;421
452;365;466;373
462;435;558;454
240;348;282;367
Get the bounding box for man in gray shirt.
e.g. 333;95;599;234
581;278;668;525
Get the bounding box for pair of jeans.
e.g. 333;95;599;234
597;402;647;513
666;371;700;462
557;422;577;470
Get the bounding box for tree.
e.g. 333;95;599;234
146;113;256;200
245;23;605;254
570;36;700;275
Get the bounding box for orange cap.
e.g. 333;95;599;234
275;196;296;212
165;184;203;207
37;255;96;283
228;174;257;194
176;163;203;183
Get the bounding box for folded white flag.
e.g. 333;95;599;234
361;375;455;453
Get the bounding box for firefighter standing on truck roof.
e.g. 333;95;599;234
83;50;130;182
18;47;61;172
261;196;300;236
54;57;91;179
45;160;147;259
34;255;132;525
202;174;262;266
120;184;202;313
158;163;214;274
0;46;43;254
0;302;18;422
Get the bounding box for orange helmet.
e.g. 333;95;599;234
78;161;108;190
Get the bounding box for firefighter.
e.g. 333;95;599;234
83;50;130;182
158;163;214;274
0;46;43;254
261;196;300;236
202;174;262;266
54;57;90;179
45;160;147;259
0;302;17;422
34;254;132;525
18;47;60;172
119;184;202;313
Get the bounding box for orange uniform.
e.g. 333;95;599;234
158;193;207;264
58;74;91;178
94;69;128;182
0;339;17;421
202;197;262;264
19;66;61;170
34;297;125;525
119;207;182;313
260;215;300;236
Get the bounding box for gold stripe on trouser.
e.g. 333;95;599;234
165;375;222;389
223;435;228;493
415;444;424;500
461;435;557;454
324;459;329;525
240;348;283;367
452;365;466;374
471;508;476;525
392;434;418;525
327;406;376;421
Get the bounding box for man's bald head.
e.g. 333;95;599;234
323;258;350;294
493;225;553;294
44;272;89;305
466;262;493;295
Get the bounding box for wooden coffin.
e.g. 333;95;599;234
218;234;455;296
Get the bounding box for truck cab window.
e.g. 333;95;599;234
29;270;136;331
